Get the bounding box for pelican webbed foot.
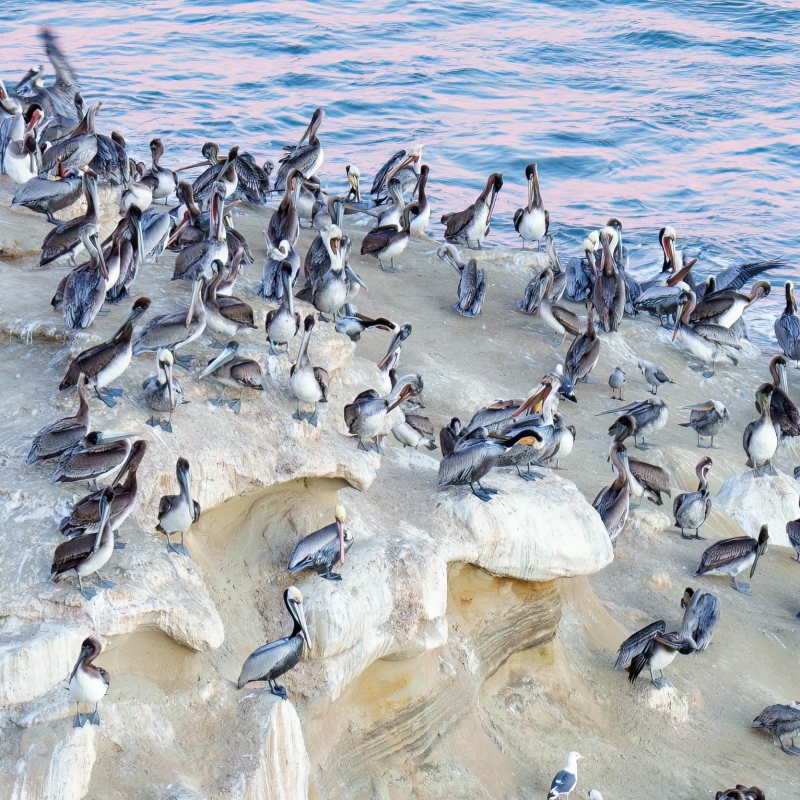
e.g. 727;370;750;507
270;681;288;700
95;388;118;408
694;530;705;540
731;578;752;595
113;530;126;549
652;676;672;690
73;709;86;728
88;708;101;726
782;743;800;756
160;420;174;433
321;568;342;581
229;399;242;414
307;412;319;427
371;439;384;454
172;353;193;370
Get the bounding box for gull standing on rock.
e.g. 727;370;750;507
608;367;626;400
694;525;769;595
546;751;583;799
679;400;729;448
638;359;675;395
673;456;713;539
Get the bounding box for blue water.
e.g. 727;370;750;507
3;0;799;340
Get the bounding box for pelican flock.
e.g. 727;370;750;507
2;27;798;800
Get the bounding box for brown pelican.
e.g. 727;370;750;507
268;169;301;247
51;487;116;599
60;297;151;407
597;397;668;449
715;787;765;800
68;637;109;727
694;524;769;595
565;303;601;385
788;500;800;562
546;752;583;800
334;307;398;342
172;184;228;282
140;138;177;202
186;143;256;204
743;386;779;476
370;145;422;200
592;443;630;541
120;167;153;213
156;457;200;557
409;164;430;234
344;374;422;453
193;146;240;206
310;226;347;319
679;400;730;447
91;130;129;186
608;367;626;400
690;280;771;328
41;102;99;172
40;171;99;267
12;161;82;223
137;205;173;263
565;231;600;302
199;341;266;414
758;355;800;438
775;282;800;365
674;456;712;539
616;619;696;688
680;587;720;651
518;238;565;314
4;104;41;184
142;349;184;432
441;173;503;249
266;264;301;355
275;108;324;190
637;359;674;395
238;586;312;699
290;315;329;425
60;230;108;330
610;428;671;507
440;418;462;455
593;231;625;333
204;263;256;337
370;177;405;230
360;203;416;272
514;163;549;249
437;426;543;501
672;291;740;374
60;440;147;538
27;373;89;465
436;243;486;317
392;412;438;450
752;700;800;756
258;237;300;302
287;505;353;581
53;431;137;486
536;268;581;344
635;259;697;324
132;275;207;369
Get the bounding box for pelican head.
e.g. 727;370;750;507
346;164;361;202
199;341;239;378
660;225;678;270
285;586;312;650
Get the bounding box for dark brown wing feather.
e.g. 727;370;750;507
614;620;666;668
51;533;97;575
695;537;755;574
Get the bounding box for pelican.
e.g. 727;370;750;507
68;636;109;727
694;525;769;595
437;243;486;317
311;226;347;319
204;263;256;337
392;413;438;450
536;268;581;344
27;373;89;465
156;457;200;557
360;203;416;272
12;162;82;223
287;505;353;581
370;145;422;200
690;280;771;328
140;137;177;201
132;275;208;369
142;349;184;432
610;426;671;506
752;701;800;756
265;263;301;355
199;341;266;414
40;171;99;267
597;397;668;449
565;231;600;302
593;231;625;332
592;442;630;541
60;440;147;538
679;400;729;448
268;169;301;247
564;303;601;385
4;104;41;184
680;587;720;651
518;236;566;313
775;282;800;365
514;163;548;249
788;500;800;562
41;102;99;172
441;173;503;249
60;230;109;330
188;143;245;203
672;290;740;373
53;431;137;486
137;204;172;263
409;164;430;234
635;258;696;324
193;146;239;206
439;418;462;456
743;386;779;476
275;107;324;190
334;306;398;342
437;427;543;501
60;297;151;407
673;456;713;539
374;324;412;393
258;237;300;302
372;177;405;230
290;315;329;425
759;355;800;438
172;184;228;282
51;487;116;599
616;619;697;689
237;586;312;699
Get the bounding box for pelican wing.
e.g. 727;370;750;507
614;619;666;668
442;203;477;239
404;414;435;439
552;304;581;335
287;521;338;571
361;227;397;256
217;297;256;328
437;439;497;487
690;294;736;323
230;359;265;390
753;703;800;730
51;532;97;576
628;458;670;494
713;259;783;294
41;28;79;88
680;590;720;650
237;636;299;688
370;149;408;196
693;322;742;348
694;537;756;575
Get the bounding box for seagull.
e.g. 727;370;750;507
609;367;626;400
547;751;584;799
638;359;675;395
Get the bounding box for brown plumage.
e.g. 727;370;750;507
27;373;89;464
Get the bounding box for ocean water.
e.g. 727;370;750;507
2;0;799;341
